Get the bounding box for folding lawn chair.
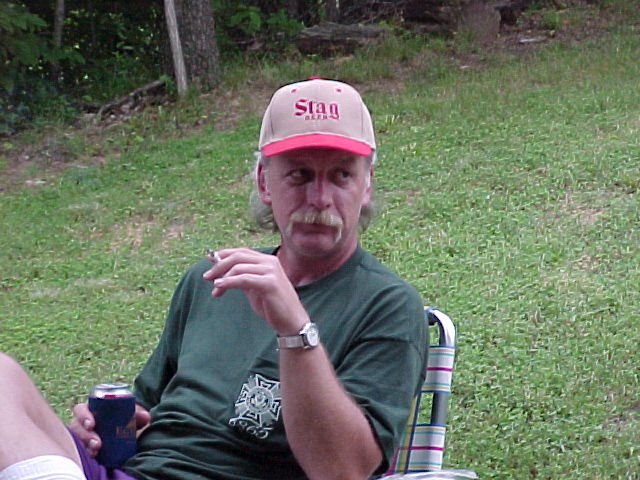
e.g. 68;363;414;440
384;307;476;479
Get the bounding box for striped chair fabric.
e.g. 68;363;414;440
385;307;456;475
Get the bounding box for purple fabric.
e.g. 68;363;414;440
68;429;138;480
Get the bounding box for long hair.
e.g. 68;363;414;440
249;152;378;233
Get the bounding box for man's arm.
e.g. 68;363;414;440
203;248;383;478
279;346;382;479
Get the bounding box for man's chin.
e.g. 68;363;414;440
288;231;343;256
289;223;341;242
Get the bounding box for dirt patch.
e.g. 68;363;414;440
560;192;606;226
607;401;640;433
0;127;111;193
109;219;155;253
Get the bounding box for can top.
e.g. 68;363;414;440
91;382;133;398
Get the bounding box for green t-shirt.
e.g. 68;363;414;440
123;247;427;480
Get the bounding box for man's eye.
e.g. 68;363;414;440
288;170;309;182
336;170;352;181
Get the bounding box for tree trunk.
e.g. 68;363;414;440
287;0;299;19
88;0;97;55
325;0;339;22
51;0;65;84
172;0;220;92
53;0;64;47
164;0;188;95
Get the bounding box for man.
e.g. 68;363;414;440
0;78;426;480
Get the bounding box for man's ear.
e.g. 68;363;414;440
362;166;373;206
257;161;272;205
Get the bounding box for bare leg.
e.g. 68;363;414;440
0;353;81;471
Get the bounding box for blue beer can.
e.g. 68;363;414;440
88;382;137;468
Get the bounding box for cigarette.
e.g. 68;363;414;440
206;249;220;265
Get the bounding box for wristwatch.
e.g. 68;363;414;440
277;322;319;350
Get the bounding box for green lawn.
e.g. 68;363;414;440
1;15;638;480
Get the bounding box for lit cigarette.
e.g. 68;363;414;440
206;249;220;265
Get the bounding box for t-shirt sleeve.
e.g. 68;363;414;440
133;266;197;410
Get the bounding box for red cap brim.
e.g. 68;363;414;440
261;134;372;157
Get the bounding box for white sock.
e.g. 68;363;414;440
0;456;86;480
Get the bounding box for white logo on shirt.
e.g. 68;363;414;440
229;373;281;439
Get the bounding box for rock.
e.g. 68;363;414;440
404;0;459;25
404;0;536;35
458;0;502;44
494;0;537;26
294;22;388;56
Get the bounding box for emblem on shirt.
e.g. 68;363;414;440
229;373;281;439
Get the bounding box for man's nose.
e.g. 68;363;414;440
306;178;332;209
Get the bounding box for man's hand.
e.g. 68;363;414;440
202;248;309;335
69;403;151;457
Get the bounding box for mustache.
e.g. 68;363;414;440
289;209;343;228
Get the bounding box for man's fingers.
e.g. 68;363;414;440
71;402;94;430
135;404;151;429
69;403;102;455
211;271;271;298
203;249;277;285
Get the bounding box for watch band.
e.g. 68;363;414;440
277;335;306;349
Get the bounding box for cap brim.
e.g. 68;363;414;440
261;134;372;157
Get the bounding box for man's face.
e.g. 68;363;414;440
258;148;373;260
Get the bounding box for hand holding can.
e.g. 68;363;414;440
88;382;137;468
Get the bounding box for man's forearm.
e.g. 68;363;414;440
279;345;382;480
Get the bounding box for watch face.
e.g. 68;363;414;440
305;323;319;347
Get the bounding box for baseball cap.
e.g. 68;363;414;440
259;78;376;157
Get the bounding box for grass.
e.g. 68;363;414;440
1;10;639;480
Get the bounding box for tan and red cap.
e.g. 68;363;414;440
259;78;376;157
